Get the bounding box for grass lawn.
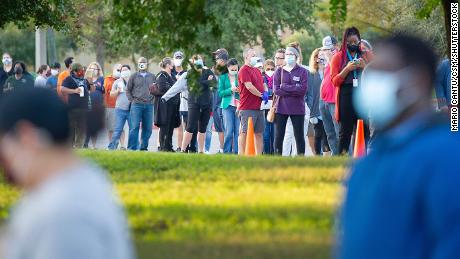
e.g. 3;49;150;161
0;151;350;259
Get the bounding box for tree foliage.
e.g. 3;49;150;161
108;0;317;60
0;0;76;31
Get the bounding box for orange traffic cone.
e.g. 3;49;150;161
245;117;256;156
353;119;366;158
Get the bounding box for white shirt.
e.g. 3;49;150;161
34;75;47;88
0;162;135;259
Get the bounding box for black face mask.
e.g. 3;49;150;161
14;67;23;75
347;44;360;53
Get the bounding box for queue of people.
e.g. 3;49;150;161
0;26;452;156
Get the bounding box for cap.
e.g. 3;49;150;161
322;36;337;50
213;48;229;61
174;51;184;59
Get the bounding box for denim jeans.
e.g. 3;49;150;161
222;105;240;154
205;116;214;152
128;103;154;150
263;110;274;154
319;100;340;155
108;108;130;150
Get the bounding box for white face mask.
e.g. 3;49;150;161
353;68;419;129
51;69;59;76
138;62;147;70
2;57;12;65
250;57;259;67
121;70;131;78
229;70;238;76
265;70;274;77
174;58;183;67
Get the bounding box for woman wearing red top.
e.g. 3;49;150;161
330;27;370;155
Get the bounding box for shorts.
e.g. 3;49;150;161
180;111;188;125
186;105;211;134
212;107;224;132
239;110;265;134
105;108;116;131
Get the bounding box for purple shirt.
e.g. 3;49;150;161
273;65;308;115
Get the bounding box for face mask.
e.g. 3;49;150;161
347;44;360;53
113;69;121;78
14;66;23;75
51;69;59;76
138;62;147;70
250;57;259;67
265;70;274;77
353;68;419;129
76;70;85;78
121;70;131;78
2;58;12;65
286;55;296;66
174;59;183;67
194;59;204;68
229;70;238;76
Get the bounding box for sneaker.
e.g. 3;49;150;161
218;149;223;154
120;147;127;151
204;151;211;155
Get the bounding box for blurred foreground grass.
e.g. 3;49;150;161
0;151;350;259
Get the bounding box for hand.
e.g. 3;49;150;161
208;75;214;81
74;88;81;94
231;86;238;92
345;61;358;72
160;98;166;104
262;91;269;104
357;58;366;69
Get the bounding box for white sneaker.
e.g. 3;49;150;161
204;151;211;155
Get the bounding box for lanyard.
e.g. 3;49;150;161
346;50;358;79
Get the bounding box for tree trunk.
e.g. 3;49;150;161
95;14;105;73
442;0;451;58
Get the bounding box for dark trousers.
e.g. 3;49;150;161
338;86;370;155
181;111;197;152
313;120;330;155
69;109;86;148
274;114;305;156
159;105;177;152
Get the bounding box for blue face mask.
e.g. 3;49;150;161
194;59;204;68
353;68;419;129
286;55;296;66
250;57;259;67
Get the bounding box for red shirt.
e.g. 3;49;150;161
104;76;117;108
238;65;264;110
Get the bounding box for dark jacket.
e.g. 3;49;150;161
154;71;180;127
3;73;35;95
188;68;214;108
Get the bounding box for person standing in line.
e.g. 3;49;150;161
319;36;340;155
237;48;268;155
34;64;50;88
104;64;122;148
126;57;156;151
154;58;180;152
83;62;105;149
162;55;215;153
307;48;330;155
337;34;460;259
46;62;61;90
0;87;135;259
273;46;308;156
330;27;370;155
3;61;34;94
261;59;276;155
0;53;14;96
60;63;90;148
57;57;74;102
171;51;191;151
108;65;131;150
218;58;240;154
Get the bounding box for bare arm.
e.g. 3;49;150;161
244;82;263;97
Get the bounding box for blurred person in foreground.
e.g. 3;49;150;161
337;34;460;259
0;87;134;259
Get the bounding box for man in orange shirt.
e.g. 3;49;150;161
57;57;74;103
105;64;123;145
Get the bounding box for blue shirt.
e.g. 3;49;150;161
46;75;58;90
434;58;451;108
338;112;460;259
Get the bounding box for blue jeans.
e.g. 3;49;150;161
128;103;154;151
222;105;240;154
319;100;340;155
108;108;130;150
205;116;214;152
263;110;275;154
